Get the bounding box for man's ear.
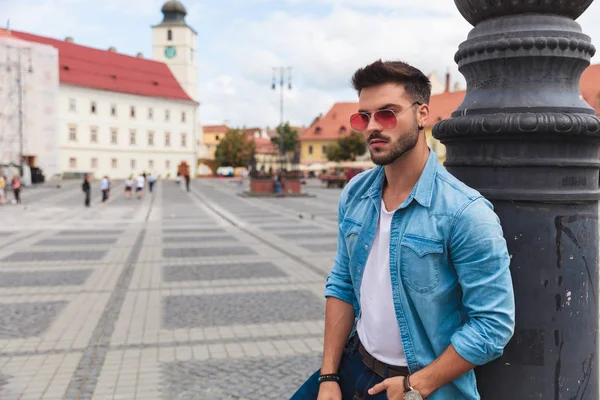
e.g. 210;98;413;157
418;103;430;130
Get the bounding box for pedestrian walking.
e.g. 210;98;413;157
11;176;21;204
136;173;145;199
292;60;514;400
82;174;91;207
0;175;6;205
124;175;134;199
148;172;157;193
184;173;190;192
100;176;110;203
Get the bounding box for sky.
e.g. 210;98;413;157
1;0;600;129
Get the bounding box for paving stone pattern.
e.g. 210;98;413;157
161;354;321;400
163;262;287;282
0;179;336;399
0;301;67;339
163;290;324;328
0;269;93;287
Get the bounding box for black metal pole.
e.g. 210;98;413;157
433;1;599;398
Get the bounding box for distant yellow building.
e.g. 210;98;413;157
202;125;229;159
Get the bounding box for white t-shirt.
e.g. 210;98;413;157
356;199;407;366
100;178;109;190
136;176;145;189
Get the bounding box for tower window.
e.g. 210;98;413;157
167;29;172;41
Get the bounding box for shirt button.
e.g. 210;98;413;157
358;269;361;274
364;245;368;249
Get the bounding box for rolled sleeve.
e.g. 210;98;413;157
324;187;355;307
449;197;515;366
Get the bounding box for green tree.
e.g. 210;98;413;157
214;129;256;168
326;131;367;161
271;123;300;168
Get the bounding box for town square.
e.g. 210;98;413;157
2;0;600;399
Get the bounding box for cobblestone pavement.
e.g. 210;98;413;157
0;178;343;399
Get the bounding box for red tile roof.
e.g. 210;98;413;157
254;137;279;155
581;63;600;115
203;125;229;133
300;102;357;141
5;29;194;102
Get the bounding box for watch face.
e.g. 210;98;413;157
165;46;176;59
405;391;424;400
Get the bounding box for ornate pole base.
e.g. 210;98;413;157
434;1;600;398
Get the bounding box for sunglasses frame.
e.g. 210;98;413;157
350;102;422;132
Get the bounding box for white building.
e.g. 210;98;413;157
2;0;207;180
0;30;60;181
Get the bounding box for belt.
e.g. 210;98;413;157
352;335;410;379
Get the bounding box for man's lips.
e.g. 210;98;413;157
369;139;388;145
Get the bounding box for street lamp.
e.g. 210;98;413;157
272;66;292;173
433;0;599;397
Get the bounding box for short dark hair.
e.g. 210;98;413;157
351;60;432;105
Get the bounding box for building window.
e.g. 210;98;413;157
131;159;136;170
69;126;77;141
111;104;117;116
308;145;313;155
167;29;172;41
69;157;77;168
149;160;154;169
315;127;322;134
69;98;76;112
181;112;186;123
165;160;171;169
148;131;154;146
340;127;347;134
322;145;327;154
165;132;171;147
130;130;136;145
215;135;220;141
111;128;118;144
90;101;97;114
111;158;118;168
130;106;136;118
90;127;98;143
148;108;153;120
190;49;194;62
165;109;170;121
91;158;98;168
181;133;187;147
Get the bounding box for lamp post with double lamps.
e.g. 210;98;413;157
272;66;292;173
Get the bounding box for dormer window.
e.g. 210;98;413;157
315;127;322;134
340;127;347;134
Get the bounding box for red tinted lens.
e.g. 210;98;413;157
350;113;369;132
374;110;397;129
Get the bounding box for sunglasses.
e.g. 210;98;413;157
349;102;422;132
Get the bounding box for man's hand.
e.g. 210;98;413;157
368;376;405;400
317;381;342;400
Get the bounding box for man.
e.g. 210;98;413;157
136;173;145;200
82;174;91;207
100;176;110;203
292;60;515;400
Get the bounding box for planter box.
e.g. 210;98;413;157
249;178;302;194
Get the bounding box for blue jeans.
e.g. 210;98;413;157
290;339;388;400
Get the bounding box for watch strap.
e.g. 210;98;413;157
403;374;412;393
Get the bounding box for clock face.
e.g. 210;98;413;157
165;46;177;59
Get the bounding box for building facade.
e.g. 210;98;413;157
2;1;205;180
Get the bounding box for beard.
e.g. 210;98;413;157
368;123;420;166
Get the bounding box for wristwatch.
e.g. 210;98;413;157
403;374;424;400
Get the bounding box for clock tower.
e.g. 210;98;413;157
152;1;198;101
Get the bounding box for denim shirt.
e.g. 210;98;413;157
324;150;515;399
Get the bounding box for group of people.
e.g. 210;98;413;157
0;175;22;205
82;172;158;207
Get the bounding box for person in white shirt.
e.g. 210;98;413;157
136;174;145;199
100;176;110;203
124;176;134;199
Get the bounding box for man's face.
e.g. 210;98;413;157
357;83;423;166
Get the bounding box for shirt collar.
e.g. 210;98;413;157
362;149;438;209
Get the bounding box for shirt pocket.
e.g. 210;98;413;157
340;218;362;259
400;234;445;293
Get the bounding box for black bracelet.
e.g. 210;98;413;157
318;374;341;384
